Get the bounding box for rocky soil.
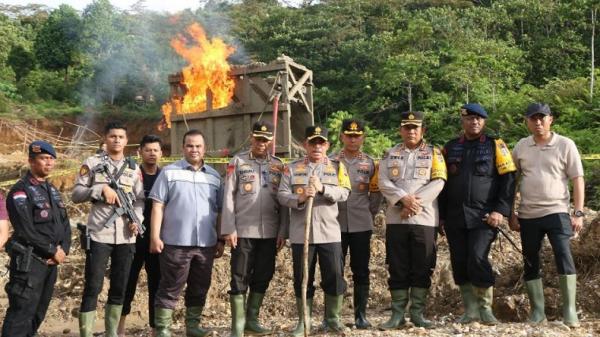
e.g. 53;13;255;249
0;208;598;337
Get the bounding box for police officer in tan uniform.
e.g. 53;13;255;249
329;119;381;329
278;126;351;336
72;122;144;337
378;111;446;329
221;121;287;337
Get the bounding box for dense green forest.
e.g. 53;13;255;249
0;0;599;205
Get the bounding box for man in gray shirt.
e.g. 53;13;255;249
149;129;224;337
329;118;381;329
378;111;446;329
278;126;351;336
510;103;585;327
221;121;287;337
72;122;144;337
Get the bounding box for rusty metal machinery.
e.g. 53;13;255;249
167;55;314;158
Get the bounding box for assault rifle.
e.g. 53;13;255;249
96;156;145;237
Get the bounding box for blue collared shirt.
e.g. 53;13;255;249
149;159;223;247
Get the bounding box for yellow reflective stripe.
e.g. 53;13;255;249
337;162;351;190
431;147;448;180
494;139;517;174
369;161;380;192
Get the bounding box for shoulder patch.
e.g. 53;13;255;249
79;165;90;176
12;191;27;201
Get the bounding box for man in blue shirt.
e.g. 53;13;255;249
149;129;225;337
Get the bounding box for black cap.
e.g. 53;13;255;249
305;125;328;141
29;140;56;159
252;121;274;140
525;103;551;117
341;119;365;135
400;111;424;126
461;103;488;119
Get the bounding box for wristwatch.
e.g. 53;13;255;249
573;210;585;218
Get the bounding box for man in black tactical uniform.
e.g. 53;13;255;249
440;103;516;325
2;140;71;337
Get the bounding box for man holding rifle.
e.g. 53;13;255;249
72;122;144;337
2;140;71;337
277;126;351;336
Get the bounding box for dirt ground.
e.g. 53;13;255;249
0;210;599;337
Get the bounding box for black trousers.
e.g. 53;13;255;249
122;234;161;327
519;213;576;281
341;230;372;286
386;224;437;289
445;226;497;288
2;256;57;337
291;242;346;298
80;240;135;312
229;238;277;295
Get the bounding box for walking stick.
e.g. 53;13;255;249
302;190;314;337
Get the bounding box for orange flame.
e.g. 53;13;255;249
160;23;236;129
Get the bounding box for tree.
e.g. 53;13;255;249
33;4;81;82
7;45;35;82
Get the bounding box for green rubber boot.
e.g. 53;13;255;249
154;307;173;337
104;304;123;337
230;294;246;337
473;286;498;325
458;283;480;324
353;284;372;329
78;311;96;337
409;287;432;328
525;279;547;323
378;289;408;330
290;297;313;337
322;294;346;333
559;274;580;328
185;306;212;337
245;292;272;335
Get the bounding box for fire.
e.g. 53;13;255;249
160;23;236;129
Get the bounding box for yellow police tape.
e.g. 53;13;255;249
1;154;600;189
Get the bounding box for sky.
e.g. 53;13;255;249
0;0;203;13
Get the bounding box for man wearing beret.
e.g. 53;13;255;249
2;141;71;337
509;103;584;327
278;126;351;336
439;103;516;325
378;111;446;330
221;121;287;337
329;118;381;329
72;122;144;337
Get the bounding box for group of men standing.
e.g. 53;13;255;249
0;101;586;337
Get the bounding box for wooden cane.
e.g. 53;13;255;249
302;190;314;337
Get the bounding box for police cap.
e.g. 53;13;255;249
305;125;328;141
400;111;424;127
341;119;365;135
461;103;488;119
29;140;56;159
252;120;274;140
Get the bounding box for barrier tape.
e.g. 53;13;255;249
2;154;600;189
582;154;600;160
